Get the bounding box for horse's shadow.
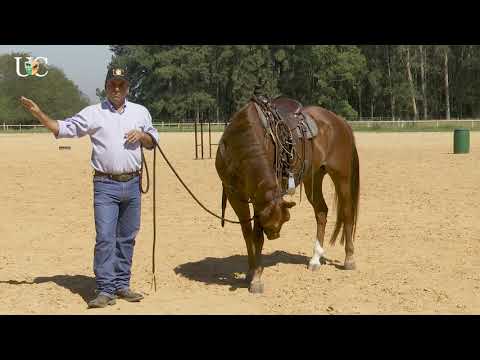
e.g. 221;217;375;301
0;275;95;303
174;250;342;291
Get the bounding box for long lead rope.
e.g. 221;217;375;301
139;141;255;291
140;147;156;291
154;142;254;224
152;147;157;292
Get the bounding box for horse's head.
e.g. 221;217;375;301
257;197;296;240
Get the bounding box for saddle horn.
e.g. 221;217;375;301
253;84;263;96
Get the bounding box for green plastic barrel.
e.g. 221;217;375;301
453;128;470;154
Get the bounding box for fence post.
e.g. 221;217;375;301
200;120;204;159
3;123;5;131
19;124;22;132
208;121;212;159
194;121;198;159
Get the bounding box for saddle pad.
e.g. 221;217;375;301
254;102;269;130
301;112;318;139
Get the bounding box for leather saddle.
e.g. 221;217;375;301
254;96;318;139
271;97;303;118
251;95;319;194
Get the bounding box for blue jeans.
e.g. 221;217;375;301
93;175;141;298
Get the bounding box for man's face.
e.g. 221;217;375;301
106;79;128;106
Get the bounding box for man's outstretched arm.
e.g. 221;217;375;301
20;96;59;136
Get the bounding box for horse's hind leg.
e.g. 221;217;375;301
304;167;328;271
336;176;356;270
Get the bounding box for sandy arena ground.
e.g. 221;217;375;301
0;131;479;314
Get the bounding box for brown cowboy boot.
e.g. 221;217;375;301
87;294;116;308
115;288;144;302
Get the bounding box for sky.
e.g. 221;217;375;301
0;45;113;103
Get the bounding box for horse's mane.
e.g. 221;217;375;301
221;102;278;192
223;103;270;165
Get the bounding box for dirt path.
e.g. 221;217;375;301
0;131;479;314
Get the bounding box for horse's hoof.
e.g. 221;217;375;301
343;261;356;270
249;281;264;294
308;263;321;272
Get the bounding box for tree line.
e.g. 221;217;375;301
3;46;480;126
106;45;480;122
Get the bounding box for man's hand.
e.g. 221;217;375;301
19;96;59;136
125;130;144;144
20;96;42;117
125;130;155;149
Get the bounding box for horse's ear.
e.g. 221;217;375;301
282;200;296;209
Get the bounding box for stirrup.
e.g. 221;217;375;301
287;173;296;195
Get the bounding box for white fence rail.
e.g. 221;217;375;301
348;119;480;130
1;124;47;131
1;120;480;132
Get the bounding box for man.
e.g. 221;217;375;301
20;67;159;308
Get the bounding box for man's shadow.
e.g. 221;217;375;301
174;250;342;291
0;275;95;303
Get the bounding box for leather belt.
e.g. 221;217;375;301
93;170;140;182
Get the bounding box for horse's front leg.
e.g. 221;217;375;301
225;193;256;287
248;219;265;294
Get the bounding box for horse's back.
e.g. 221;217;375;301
300;105;357;173
302;105;355;141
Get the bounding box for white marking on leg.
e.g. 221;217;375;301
309;239;325;267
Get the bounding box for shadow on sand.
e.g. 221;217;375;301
0;275;95;303
174;250;344;291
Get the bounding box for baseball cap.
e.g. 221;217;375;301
105;67;129;84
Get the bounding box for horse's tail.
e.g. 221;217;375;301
350;143;360;241
330;141;360;245
221;184;227;227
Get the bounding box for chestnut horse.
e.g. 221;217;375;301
215;98;360;294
